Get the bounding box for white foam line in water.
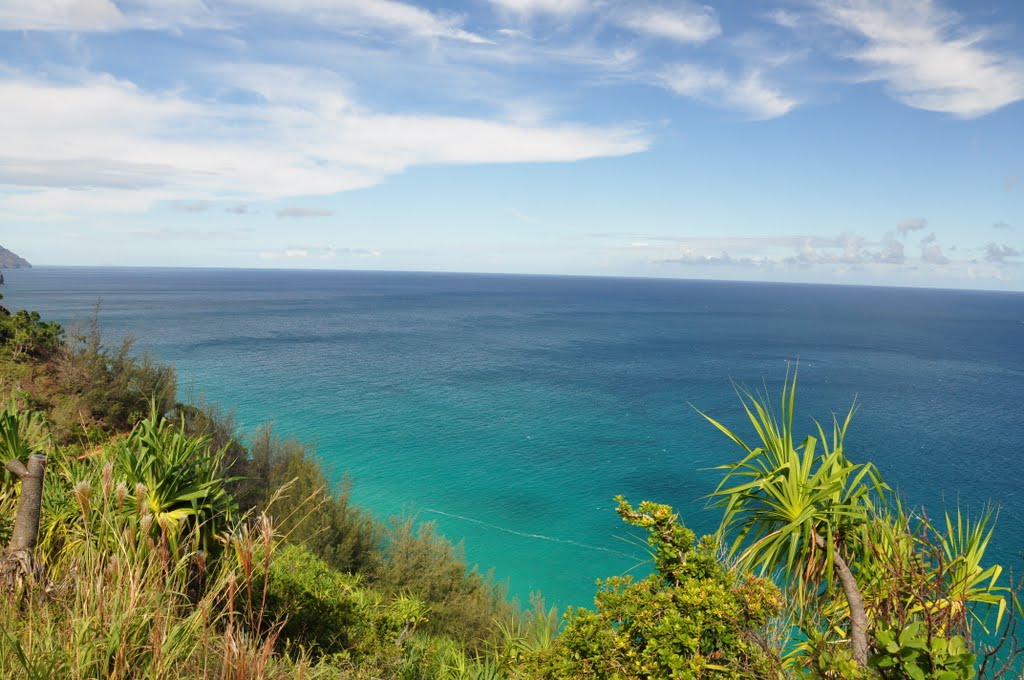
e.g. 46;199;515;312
424;508;637;559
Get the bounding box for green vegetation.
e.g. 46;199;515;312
1;302;1021;679
702;370;1021;678
538;498;783;678
0;302;524;678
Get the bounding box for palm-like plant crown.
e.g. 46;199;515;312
705;371;887;611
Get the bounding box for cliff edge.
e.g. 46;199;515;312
0;246;31;268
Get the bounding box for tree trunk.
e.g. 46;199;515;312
2;453;47;588
814;531;869;667
832;548;869;667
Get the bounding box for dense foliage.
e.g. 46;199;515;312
535;498;783;679
1;302;1021;679
703;370;1021;678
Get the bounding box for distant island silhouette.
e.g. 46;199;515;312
0;246;31;269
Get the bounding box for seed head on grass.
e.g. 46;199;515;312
101;461;113;497
135;482;148;515
115;482;129;510
73;480;92;516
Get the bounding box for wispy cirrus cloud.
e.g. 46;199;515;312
0;0;484;42
235;0;489;43
0;0;219;32
809;0;1024;118
657;64;797;119
485;0;588;18
619;4;721;44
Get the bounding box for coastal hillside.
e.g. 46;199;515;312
0;245;31;268
1;298;1021;678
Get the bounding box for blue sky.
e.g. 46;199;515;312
1;0;1022;289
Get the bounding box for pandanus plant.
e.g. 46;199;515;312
703;370;1014;673
0;404;50;583
113;404;237;556
703;370;885;667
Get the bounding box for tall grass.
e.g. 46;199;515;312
1;407;527;679
0;493;281;678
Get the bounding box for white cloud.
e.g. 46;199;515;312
0;70;650;217
921;242;949;264
659;250;752;266
277;207;333;218
620;5;721;44
0;157;177;189
0;0;221;31
175;200;212;212
812;0;1024;117
0;0;128;31
235;0;489;43
840;232;865;262
897;217;927;234
658;64;797;119
985;243;1020;263
878;232;905;263
0;0;485;43
258;245;379;260
608;231;1023;282
3;187;163;216
763;8;803;30
486;0;588;18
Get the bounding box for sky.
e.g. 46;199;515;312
1;0;1023;290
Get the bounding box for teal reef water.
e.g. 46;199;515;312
6;267;1023;608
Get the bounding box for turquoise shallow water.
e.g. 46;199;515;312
5;267;1023;608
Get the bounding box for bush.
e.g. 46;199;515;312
221;425;381;575
527;498;784;679
53;326;176;441
261;543;369;655
0;308;64;361
371;516;513;649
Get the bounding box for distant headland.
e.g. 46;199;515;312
0;246;31;268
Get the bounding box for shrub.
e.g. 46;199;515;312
261;543;368;655
223;425;381;575
371;516;512;649
0;309;64;361
48;314;175;443
529;498;784;679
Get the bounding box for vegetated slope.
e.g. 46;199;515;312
1;297;1021;679
0;302;529;679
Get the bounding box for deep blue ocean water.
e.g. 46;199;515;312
4;267;1023;608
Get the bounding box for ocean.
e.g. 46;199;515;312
4;267;1022;608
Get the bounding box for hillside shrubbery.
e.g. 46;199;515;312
1;302;1021;679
